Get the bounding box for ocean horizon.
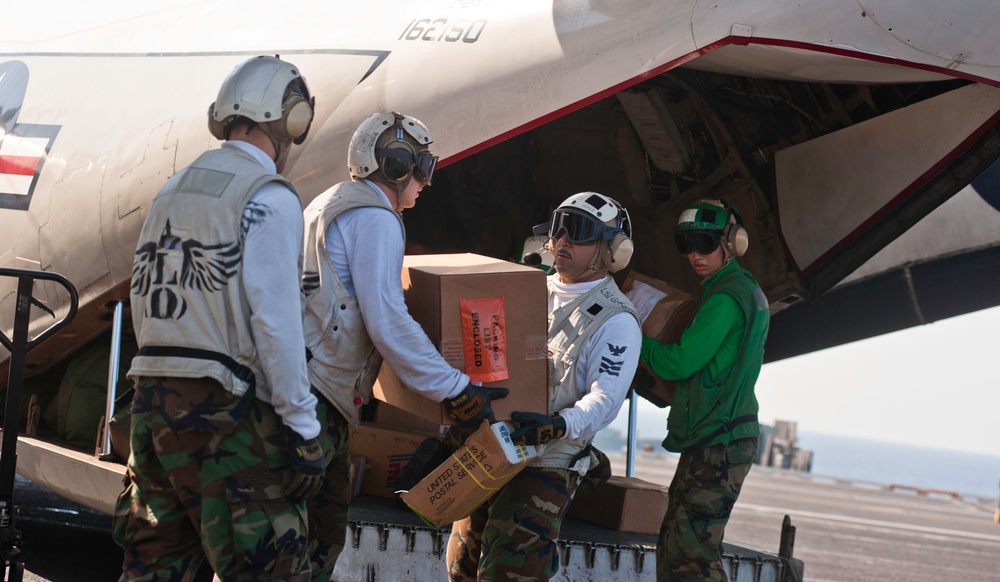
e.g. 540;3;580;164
796;430;1000;500
598;421;1000;500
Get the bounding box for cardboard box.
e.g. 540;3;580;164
400;421;537;527
568;475;669;535
621;271;697;407
349;423;441;499
373;253;549;424
373;401;447;437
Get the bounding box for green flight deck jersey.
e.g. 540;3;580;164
640;260;769;452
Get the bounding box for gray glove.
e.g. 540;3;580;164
442;382;510;429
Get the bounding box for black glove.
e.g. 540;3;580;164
442;383;509;429
510;411;566;445
286;430;325;502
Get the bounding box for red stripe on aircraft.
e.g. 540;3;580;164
0;155;41;176
441;34;1000;170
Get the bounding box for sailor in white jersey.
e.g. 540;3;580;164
447;192;641;581
117;56;323;581
299;112;508;580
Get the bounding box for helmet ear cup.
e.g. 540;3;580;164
266;92;313;144
608;232;633;272
381;155;413;182
283;95;313;144
725;223;748;257
379;142;416;182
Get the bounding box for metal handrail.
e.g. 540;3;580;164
0;268;79;354
99;300;125;459
0;268;78;581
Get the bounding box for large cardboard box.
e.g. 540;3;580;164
349;423;441;499
621;271;697;407
373;253;549;424
400;421;537;527
568;475;669;535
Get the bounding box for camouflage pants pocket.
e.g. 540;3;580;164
219;470;310;582
111;470;134;549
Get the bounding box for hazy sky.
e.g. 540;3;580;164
754;304;1000;457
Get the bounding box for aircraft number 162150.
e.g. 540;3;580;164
399;18;487;43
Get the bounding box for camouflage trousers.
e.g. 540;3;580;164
657;437;757;582
307;392;352;582
447;467;581;582
112;376;310;581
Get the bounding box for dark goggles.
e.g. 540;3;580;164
375;147;439;186
547;209;615;244
674;231;722;255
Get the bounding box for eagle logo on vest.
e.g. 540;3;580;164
131;220;241;319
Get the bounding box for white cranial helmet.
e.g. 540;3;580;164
348;112;436;185
549;192;634;273
208;55;314;146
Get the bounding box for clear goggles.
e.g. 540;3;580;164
375;147;439;186
674;230;722;255
545;209;616;244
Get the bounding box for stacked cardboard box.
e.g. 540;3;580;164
373;253;549;423
568;475;669;535
349;423;442;499
621;271;697;407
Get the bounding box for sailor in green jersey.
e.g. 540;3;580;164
640;199;770;582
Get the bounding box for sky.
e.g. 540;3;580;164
612;303;1000;458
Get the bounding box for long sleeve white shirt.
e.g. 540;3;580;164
231;140;319;440
323;180;468;402
548;275;641;442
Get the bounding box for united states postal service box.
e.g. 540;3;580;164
349;423;442;499
372;253;549;424
621;271;697;407
400;421;537;527
567;475;669;535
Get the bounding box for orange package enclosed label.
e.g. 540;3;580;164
460;297;508;383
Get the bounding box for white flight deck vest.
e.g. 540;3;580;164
301;180;405;426
531;276;637;473
128;144;297;404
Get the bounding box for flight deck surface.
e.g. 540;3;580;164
9;453;1000;581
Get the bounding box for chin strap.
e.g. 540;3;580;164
587;240;611;273
383;171;413;212
392;179;407;211
257;123;291;168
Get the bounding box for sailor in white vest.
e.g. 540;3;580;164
116;56;324;580
300;112;508;580
447;193;642;581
